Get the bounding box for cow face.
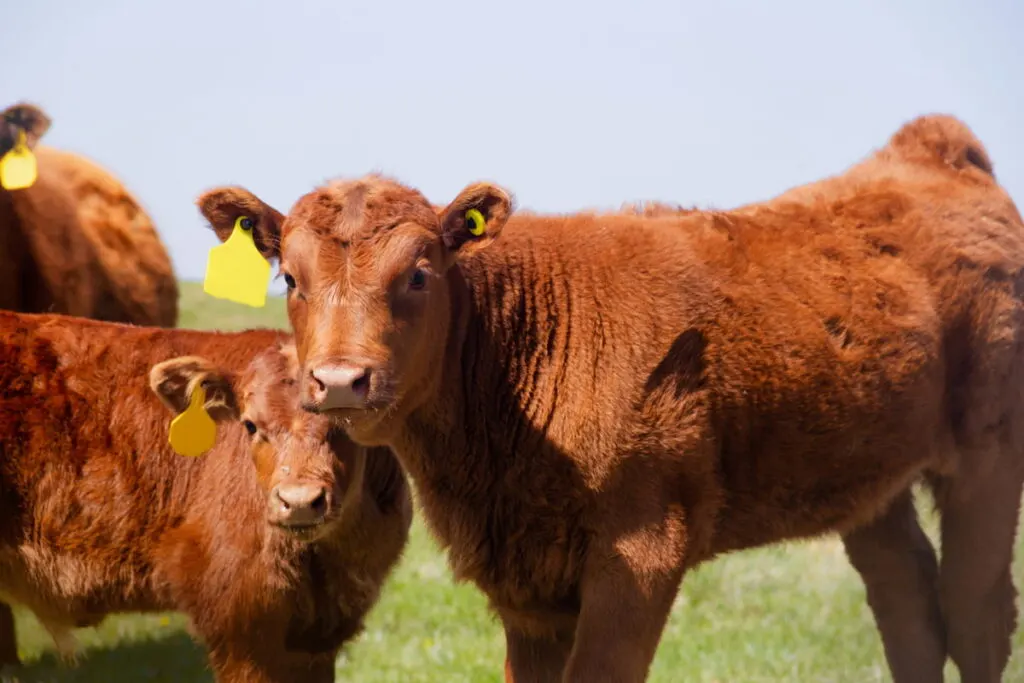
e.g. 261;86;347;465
196;176;513;445
1;102;51;158
149;342;358;542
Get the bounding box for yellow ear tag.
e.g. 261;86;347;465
465;208;487;236
168;384;217;457
0;131;38;191
203;215;271;308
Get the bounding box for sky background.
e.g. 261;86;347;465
4;0;1022;293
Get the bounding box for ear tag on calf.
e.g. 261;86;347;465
168;384;217;457
0;130;38;190
465;208;487;236
203;215;271;308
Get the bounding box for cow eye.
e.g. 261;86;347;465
283;273;296;290
243;420;258;436
408;269;427;291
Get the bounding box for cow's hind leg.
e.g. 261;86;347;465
0;603;18;667
842;490;946;682
932;458;1023;683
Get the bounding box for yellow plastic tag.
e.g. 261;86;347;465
168;384;217;457
466;208;486;236
0;131;37;190
203;216;271;308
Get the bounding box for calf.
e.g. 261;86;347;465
0;102;178;326
0;310;410;681
197;114;1024;683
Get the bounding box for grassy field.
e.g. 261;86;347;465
5;281;1023;682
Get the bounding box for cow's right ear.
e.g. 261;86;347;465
196;186;286;262
1;102;52;154
149;356;240;422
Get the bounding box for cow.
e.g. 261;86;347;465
0;310;411;681
0;102;178;327
195;114;1024;683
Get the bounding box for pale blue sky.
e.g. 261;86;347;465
4;0;1022;290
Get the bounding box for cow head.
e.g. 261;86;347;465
1;102;51;159
149;341;359;541
196;175;514;445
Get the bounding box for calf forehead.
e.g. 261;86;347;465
241;348;300;424
285;176;436;245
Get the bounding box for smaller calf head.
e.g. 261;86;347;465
149;342;360;541
1;102;51;158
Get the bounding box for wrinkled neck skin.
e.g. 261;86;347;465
393;264;482;485
392;251;583;542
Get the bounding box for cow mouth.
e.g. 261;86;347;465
274;520;327;542
318;405;394;438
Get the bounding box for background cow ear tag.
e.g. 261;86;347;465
203;215;271;308
0;131;38;190
465;208;487;236
168;384;217;457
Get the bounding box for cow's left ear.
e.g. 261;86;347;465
1;102;51;155
438;182;514;263
149;356;240;422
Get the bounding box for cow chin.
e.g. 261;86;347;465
325;407;394;447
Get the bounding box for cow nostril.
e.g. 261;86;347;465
310;489;328;517
351;370;370;394
310;371;327;395
275;488;291;511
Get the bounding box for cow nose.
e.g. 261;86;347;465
270;483;329;528
307;363;371;410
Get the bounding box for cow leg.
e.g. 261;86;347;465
561;501;688;683
562;560;683;682
0;603;18;667
503;626;573;683
210;656;335;683
208;644;336;683
932;460;1023;683
39;619;79;665
288;657;335;683
841;490;946;682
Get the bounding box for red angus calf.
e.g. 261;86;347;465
197;114;1024;683
0;311;410;681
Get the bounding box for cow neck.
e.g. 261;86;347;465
396;252;558;508
394;263;487;496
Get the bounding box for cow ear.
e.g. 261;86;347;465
1;102;51;155
149;356;240;422
438;182;513;263
196;186;286;262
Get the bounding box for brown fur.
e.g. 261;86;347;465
0;310;410;681
0;103;178;326
198;114;1024;683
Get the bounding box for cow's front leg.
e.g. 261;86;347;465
562;503;689;682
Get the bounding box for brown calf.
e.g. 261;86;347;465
0;311;410;681
0;102;178;326
198;114;1024;683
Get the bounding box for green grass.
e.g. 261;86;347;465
4;281;1023;682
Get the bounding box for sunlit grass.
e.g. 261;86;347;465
4;281;1022;682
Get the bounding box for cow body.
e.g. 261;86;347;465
0;103;178;327
0;311;411;681
199;114;1024;682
